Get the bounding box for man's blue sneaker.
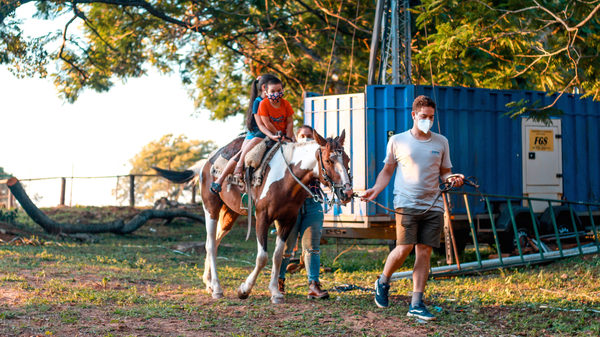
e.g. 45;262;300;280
374;278;390;308
407;304;436;321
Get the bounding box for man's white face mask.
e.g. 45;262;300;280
417;118;432;134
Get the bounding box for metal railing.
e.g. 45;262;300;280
392;191;600;280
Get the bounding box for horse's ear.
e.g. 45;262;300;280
313;129;327;146
337;129;346;146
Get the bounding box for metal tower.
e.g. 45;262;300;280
367;0;412;85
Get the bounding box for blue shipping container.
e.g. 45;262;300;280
304;85;600;221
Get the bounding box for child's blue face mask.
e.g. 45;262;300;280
266;91;284;103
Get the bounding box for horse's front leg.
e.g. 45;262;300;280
238;217;270;300
268;220;294;304
268;234;286;303
203;206;223;299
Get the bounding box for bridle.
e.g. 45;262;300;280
317;147;352;203
278;139;352;206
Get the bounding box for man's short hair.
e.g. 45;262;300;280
412;95;436;112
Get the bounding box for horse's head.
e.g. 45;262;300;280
313;129;353;204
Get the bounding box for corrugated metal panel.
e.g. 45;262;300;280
304;93;366;220
305;85;600;218
560;94;600;203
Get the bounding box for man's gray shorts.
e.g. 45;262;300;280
395;208;444;248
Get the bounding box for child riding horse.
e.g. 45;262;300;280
157;129;353;303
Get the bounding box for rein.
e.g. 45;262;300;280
278;142;328;204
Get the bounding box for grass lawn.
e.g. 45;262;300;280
0;206;599;336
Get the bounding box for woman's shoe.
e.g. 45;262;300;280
307;281;329;299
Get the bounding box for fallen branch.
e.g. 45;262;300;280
6;177;204;235
0;220;52;240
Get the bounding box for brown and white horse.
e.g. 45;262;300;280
155;129;352;303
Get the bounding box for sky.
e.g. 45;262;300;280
0;5;244;206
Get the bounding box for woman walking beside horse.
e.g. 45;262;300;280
278;125;329;300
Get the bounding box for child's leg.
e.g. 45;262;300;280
214;150;241;186
234;137;263;176
210;138;249;193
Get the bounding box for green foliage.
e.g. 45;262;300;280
2;0;373;119
505;99;564;125
114;134;216;204
412;0;600;120
0;209;18;223
2;0;600;123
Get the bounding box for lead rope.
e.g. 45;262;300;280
354;176;481;216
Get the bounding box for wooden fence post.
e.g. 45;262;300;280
192;184;197;204
7;188;14;209
129;175;135;208
60;177;66;206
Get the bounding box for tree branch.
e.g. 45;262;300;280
311;0;370;34
72;0;208;33
73;5;119;53
58;15;89;82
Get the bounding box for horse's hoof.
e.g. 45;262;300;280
237;287;250;300
271;295;284;304
212;291;224;299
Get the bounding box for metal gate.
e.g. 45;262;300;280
391;190;600;280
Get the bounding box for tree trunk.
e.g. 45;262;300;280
6;177;204;235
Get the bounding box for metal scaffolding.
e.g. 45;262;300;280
368;0;412;85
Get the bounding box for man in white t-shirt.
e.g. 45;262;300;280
362;95;464;321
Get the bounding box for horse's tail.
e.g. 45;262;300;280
152;160;204;185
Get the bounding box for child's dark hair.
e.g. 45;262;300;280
245;74;282;130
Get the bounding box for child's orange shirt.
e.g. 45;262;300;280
257;99;294;133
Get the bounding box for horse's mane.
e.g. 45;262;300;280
281;140;316;162
280;136;342;165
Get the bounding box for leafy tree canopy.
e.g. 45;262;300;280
413;0;600;116
1;0;373;119
114;134;216;204
2;0;599;120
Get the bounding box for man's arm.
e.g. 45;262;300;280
440;167;464;187
362;162;397;201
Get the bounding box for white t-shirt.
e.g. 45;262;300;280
384;130;452;211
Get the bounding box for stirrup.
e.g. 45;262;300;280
210;182;222;194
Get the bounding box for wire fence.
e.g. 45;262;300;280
1;174;197;209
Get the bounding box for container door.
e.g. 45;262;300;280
521;119;563;212
304;93;367;224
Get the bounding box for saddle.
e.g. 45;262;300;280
210;138;282;190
